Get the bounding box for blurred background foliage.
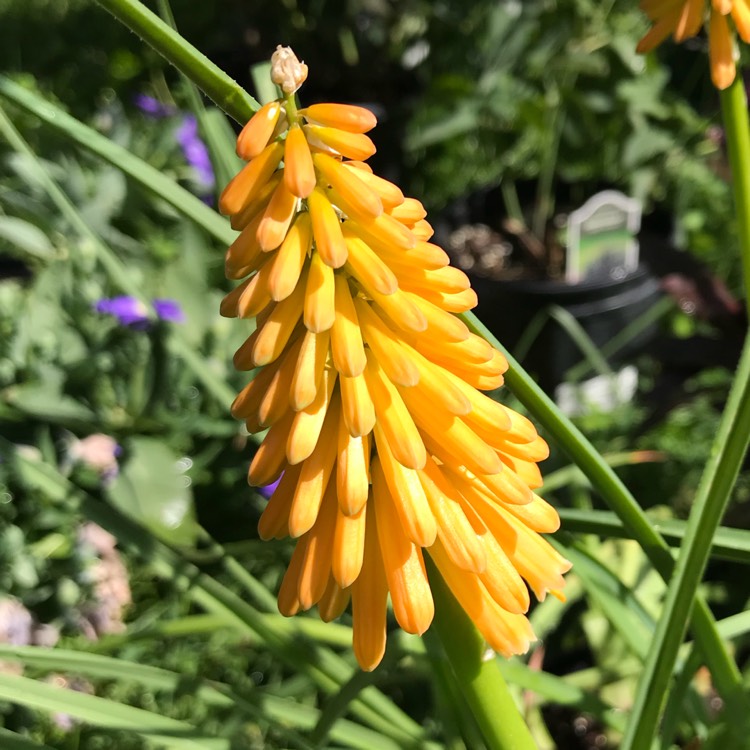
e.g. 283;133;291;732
1;0;749;748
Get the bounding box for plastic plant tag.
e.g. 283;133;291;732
565;190;641;284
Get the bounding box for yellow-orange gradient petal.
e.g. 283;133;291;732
284;125;316;198
331;275;367;378
237;100;282;160
220;141;284;216
352;502;388;671
372;457;435;635
305;125;376;160
302;103;377;133
710;8;736;89
308;188;348;268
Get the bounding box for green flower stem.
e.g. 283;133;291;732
461;312;743;703
621;332;750;749
427;560;539;750
94;0;259;123
621;75;750;750
721;76;750;315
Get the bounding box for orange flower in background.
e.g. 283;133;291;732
638;0;750;89
220;46;570;671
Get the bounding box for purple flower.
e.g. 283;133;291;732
133;94;176;118
176;115;215;189
153;299;186;323
94;296;185;328
259;476;282;498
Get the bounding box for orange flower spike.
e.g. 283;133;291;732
339;372;377;437
342;163;405;209
284;125;317;198
257;464;302;541
373;424;437;547
302;102;377;133
372;457;435;635
257;179;298;251
308;188;348;268
330;275;367;378
288;396;341;537
351;502;388;671
354;298;420;387
336;416;370;516
709;8;736;89
390;198;427;225
674;0;705;40
733;0;750;40
290;328;330;411
332;504;367;588
219;141;284;216
313;152;383;221
268;212;312;302
297;481;338;610
237;100;282;160
286;368;337;465
304;251;337;332
318;577;350;622
304;124;377;161
363;350;426;470
343;233;399;297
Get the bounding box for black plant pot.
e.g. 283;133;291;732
470;267;662;393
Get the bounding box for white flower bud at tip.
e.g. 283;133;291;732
271;45;308;95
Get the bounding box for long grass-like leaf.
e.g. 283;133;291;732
462;313;744;708
558;508;750;565
0;728;56;750
0;77;233;246
0;672;229;750
621;332;750;749
3;439;433;749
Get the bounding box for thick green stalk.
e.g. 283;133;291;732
428;561;539;750
94;0;258;123
721;76;750;316
461;312;743;702
621;73;750;750
621;333;750;749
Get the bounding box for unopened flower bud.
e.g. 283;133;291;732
271;45;308;94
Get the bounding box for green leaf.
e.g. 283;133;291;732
0;727;56;750
0;216;54;259
106;437;198;546
0;671;228;750
4;382;96;424
0;77;234;247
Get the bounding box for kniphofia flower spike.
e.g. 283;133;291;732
220;46;571;671
638;0;750;89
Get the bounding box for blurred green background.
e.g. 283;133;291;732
1;1;749;748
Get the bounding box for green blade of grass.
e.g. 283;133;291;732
0;672;229;750
4;439;433;749
0;645;405;750
0;76;234;246
462;311;744;709
621;329;750;749
0;728;56;750
0;99;238;411
558;508;750;565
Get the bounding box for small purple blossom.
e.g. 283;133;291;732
259;476;282;499
133;94;176;118
176;115;215;189
94;296;185;328
153;299;186;323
